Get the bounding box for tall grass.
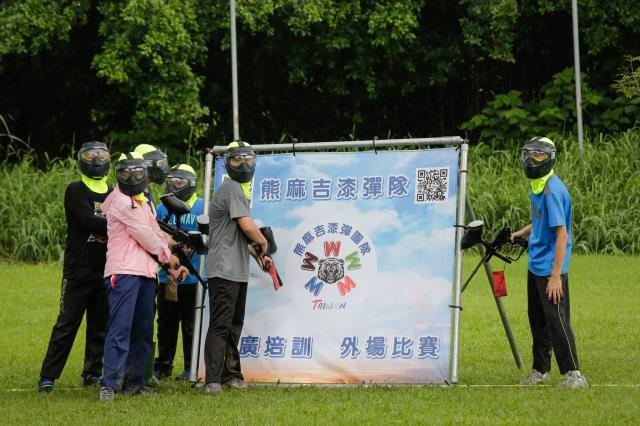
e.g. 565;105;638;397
0;149;81;261
468;130;640;254
1;131;639;262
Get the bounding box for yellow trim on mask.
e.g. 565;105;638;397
81;175;109;194
529;169;554;194
186;192;198;208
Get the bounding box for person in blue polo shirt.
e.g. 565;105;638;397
511;137;588;389
154;164;205;381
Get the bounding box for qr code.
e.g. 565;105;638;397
415;167;449;204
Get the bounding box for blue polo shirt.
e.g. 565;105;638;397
156;198;206;285
528;175;573;276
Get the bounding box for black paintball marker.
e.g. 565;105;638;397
156;193;209;288
460;220;528;292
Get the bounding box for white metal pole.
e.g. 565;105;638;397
230;0;240;141
450;142;468;384
572;0;584;152
189;149;214;384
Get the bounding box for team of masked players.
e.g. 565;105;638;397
37;141;271;400
38;137;585;397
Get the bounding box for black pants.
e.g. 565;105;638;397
527;271;580;375
155;283;196;372
204;277;247;384
40;276;108;380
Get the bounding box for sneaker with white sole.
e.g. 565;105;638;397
558;370;588;389
204;382;223;395
222;378;248;390
521;370;551;385
99;386;115;401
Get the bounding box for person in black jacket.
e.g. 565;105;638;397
37;141;112;392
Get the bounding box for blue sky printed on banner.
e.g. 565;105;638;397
209;148;459;384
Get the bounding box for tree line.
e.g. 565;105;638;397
1;0;639;159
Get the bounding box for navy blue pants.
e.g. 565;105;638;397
103;274;155;391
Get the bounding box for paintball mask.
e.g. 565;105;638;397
165;164;197;202
78;141;110;178
115;152;148;196
224;141;256;183
520;137;556;179
135;144;170;184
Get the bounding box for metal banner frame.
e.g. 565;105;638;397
190;136;470;384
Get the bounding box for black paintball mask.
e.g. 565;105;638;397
520;137;556;179
165;164;197;202
142;149;170;184
78;141;110;178
224;141;256;183
115;153;148;196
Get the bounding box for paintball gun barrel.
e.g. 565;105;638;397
157;193;209;287
460;220;528;292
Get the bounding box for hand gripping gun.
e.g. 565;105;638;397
460;220;528;293
156;193;209;288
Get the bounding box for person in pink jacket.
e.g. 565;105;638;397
99;152;183;401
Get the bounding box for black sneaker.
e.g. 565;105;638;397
175;369;191;381
83;375;103;387
38;378;54;393
123;385;154;396
153;363;173;380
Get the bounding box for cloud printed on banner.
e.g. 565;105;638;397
284;201;401;238
242;267;452;378
380;227;456;278
238;149;459;382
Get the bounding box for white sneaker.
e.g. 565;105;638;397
521;370;551;385
558;370;588;389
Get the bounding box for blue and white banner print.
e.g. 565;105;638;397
206;148;459;384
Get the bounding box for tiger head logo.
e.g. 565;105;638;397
317;257;345;284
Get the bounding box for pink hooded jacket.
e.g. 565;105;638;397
102;187;171;278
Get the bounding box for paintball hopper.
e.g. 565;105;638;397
160;193;191;217
197;214;209;235
461;220;484;250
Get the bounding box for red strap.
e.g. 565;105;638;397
111;274;117;289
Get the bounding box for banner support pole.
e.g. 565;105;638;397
450;142;469;384
464;196;523;369
189;149;214;385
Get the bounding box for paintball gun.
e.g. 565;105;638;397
252;226;284;290
157;193;209;288
460;220;528;292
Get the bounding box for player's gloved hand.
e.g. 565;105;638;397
168;265;189;283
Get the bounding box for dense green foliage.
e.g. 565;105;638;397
0;1;638;154
614;56;640;98
461;68;640;142
1;131;638;262
1;259;639;423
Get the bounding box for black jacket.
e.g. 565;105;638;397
62;181;112;280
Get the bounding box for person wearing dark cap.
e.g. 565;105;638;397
98;152;185;401
38;141;112;393
512;137;588;389
203;141;271;395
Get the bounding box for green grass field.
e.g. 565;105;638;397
1;255;638;425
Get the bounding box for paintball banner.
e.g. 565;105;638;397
201;148;460;384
